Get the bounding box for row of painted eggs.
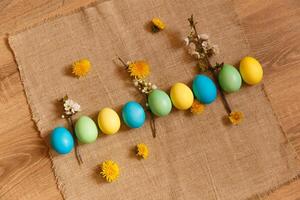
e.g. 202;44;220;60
51;56;263;154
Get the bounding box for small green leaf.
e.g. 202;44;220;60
151;25;160;33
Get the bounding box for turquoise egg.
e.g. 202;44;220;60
50;127;74;154
148;89;172;117
75;116;99;144
218;64;242;93
192;75;217;104
122;101;146;128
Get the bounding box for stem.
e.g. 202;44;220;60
149;111;157;138
68;117;83;165
188;15;200;38
207;63;232;114
189;15;232;115
145;93;157;138
117;56;158;138
117;56;128;69
205;53;232;115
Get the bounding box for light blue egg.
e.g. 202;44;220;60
192;74;217;104
122;101;146;128
50;127;74;154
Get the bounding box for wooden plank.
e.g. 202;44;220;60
234;0;300;199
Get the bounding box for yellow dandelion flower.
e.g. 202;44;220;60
228;111;244;125
128;61;150;79
190;99;205;114
72;59;91;78
100;160;120;182
151;17;166;32
136;143;149;159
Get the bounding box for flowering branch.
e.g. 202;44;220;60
116;56;157;137
185;15;243;124
60;95;83;164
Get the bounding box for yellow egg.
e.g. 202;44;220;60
239;56;263;85
98;107;120;135
170;82;194;110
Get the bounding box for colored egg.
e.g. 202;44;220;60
75;116;98;143
239;56;263;85
122;101;146;128
218;64;242;93
98;107;121;135
50;127;74;154
170;82;194;110
192;74;217;104
148;89;172;117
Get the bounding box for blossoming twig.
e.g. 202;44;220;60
60;95;83;164
185;15;243;124
116;56;157;137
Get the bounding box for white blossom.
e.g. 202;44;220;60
63;99;81;116
192;51;201;59
133;80;139;86
184;38;190;46
199;34;209;40
188;43;196;55
212;45;219;55
202;41;209;49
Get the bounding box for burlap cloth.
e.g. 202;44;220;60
8;0;300;199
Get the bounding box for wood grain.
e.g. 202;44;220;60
0;0;299;199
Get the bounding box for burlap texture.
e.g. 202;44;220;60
8;0;300;199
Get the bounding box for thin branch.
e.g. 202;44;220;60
116;56;128;69
149;111;157;138
116;56;158;138
189;15;232;115
69;117;83;165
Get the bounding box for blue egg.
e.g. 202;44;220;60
50;127;74;154
122;101;146;128
192;74;217;104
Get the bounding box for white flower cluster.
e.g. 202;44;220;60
133;79;157;94
62;98;81;118
184;33;219;59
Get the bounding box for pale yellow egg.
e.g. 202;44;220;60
170;83;194;110
239;56;263;85
98;107;120;135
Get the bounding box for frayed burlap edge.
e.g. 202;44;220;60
7;38;68;200
247;174;300;200
243;85;300;199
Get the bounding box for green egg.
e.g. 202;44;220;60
148;89;172;117
218;64;242;93
75;116;99;144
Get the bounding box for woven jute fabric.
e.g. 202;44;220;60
8;0;300;199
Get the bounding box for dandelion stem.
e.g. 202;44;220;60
68;117;83;165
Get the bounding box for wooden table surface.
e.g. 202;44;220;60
0;0;299;199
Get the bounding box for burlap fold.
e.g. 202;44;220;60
9;0;300;199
